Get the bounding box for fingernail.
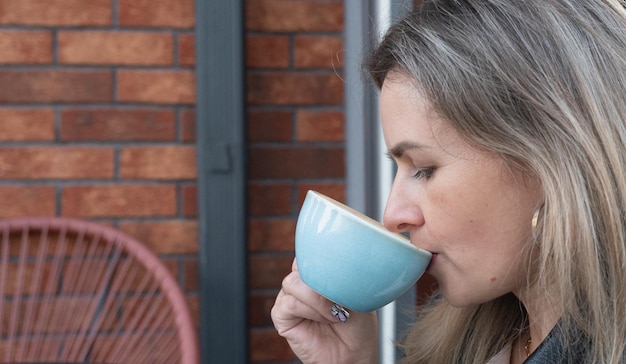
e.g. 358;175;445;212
331;303;350;323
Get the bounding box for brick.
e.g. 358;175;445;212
0;30;52;64
296;110;344;141
182;184;197;217
160;258;180;281
89;332;179;363
58;31;173;66
183;258;199;291
248;219;296;252
3;261;59;295
249;255;292;290
119;0;194;28
0;109;55;141
62;185;177;218
295;35;343;69
117;70;195;105
246;0;343;32
178;33;195;67
0;147;114;179
119;220;198;254
297;183;345;205
250;328;296;362
120;146;196;179
0;186;56;217
248;147;344;179
91;262;179;298
0;338;60;360
60;109;176;141
249;294;276;326
96;261;167;295
248;183;292;216
247;110;293;142
0;0;111;26
180;109;196;142
246;35;289;68
0;70;112;103
247;73;343;105
186;295;200;329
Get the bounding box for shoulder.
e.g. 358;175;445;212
524;324;626;363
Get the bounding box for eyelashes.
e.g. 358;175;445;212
384;152;435;180
413;168;434;180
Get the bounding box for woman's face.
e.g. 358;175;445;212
380;73;542;307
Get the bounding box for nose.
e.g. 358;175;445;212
382;179;425;233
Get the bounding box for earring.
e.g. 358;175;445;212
531;204;544;242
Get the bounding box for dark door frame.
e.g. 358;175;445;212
195;1;247;363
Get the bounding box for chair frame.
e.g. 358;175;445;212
0;217;199;364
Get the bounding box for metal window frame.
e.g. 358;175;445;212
195;0;247;363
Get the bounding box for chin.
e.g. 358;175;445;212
441;288;510;308
439;287;485;308
442;296;473;308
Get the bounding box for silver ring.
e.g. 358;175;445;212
331;303;350;323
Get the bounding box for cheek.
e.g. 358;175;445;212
426;188;510;256
426;198;485;249
428;185;487;228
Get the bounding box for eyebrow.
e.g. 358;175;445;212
388;141;428;158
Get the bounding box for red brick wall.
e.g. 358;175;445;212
245;0;346;362
0;0;199;342
0;0;347;362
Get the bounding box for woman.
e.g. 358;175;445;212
271;0;626;363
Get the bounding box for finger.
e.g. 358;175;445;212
292;258;298;272
280;270;340;323
272;288;331;329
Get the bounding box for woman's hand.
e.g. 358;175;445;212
271;259;379;364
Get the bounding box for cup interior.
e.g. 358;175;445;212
310;191;412;245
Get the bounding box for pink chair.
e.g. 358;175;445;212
0;217;199;364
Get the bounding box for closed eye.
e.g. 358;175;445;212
385;152;435;180
413;168;434;180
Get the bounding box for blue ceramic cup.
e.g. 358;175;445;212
295;190;432;312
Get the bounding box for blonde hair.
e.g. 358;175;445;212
368;0;626;362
